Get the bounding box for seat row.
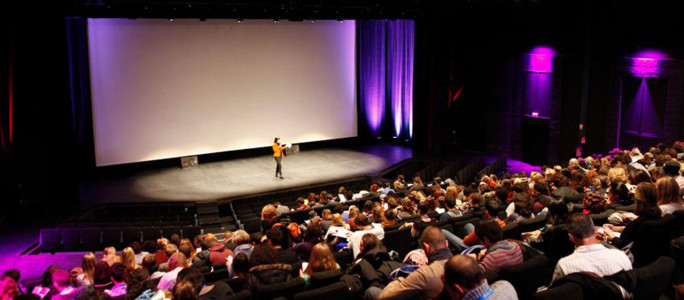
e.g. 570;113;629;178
40;225;201;252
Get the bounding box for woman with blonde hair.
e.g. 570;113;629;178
302;243;339;277
102;246;118;266
656;177;684;215
324;213;350;241
347;206;360;230
76;252;97;286
121;247;139;271
261;204;280;233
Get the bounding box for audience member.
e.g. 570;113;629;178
348;214;385;259
76;253;97;287
656;177;684;215
302;243;339;277
245;244;292;293
602;182;662;248
266;227;298;264
379;226;452;300
129;242;149;265
50;269;78;300
473;220;523;273
551;213;632;283
442;255;518;300
231;230;253;258
93;261;113;292
104;263;127;299
177;267;232;300
157;252;187;291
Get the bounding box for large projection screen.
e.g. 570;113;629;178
88;19;357;166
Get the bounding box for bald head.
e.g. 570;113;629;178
444;255;483;290
420;226;447;251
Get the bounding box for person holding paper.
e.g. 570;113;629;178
272;137;288;179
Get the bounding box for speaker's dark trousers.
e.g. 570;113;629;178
275;156;282;177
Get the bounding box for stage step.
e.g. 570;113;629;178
197;205;219;215
202;223;237;234
198;217;222;226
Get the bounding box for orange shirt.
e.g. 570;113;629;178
464;218;506;245
273;143;286;157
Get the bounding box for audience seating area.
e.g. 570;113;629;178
19;146;684;300
40;203;199;252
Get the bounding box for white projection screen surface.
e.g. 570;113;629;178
88;19;357;166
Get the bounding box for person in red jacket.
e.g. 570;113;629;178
205;234;233;267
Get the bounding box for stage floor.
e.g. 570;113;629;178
80;144;413;206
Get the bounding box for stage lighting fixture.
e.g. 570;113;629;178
273;19;280;23
168;18;174;21
308;19;316;23
237;18;244;23
337;19;344;22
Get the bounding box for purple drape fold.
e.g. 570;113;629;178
358;20;386;137
359;20;414;139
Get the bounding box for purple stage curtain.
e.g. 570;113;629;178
358;20;386;138
358;20;414;140
388;20;414;139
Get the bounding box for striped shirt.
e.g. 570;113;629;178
551;243;632;283
479;240;524;273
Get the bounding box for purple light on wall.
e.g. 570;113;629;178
359;21;387;136
524;46;555;118
527;46;556;73
630;50;667;78
388;20;414;139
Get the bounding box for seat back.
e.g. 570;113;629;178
183;226;201;240
532;282;583;300
226;290;252;300
256;277;305;300
142;227;162;241
61;228;81;251
632;215;675;267
101;227;122;248
633;256;676;300
501;222;519;240
518;215;547;233
40;229;61;252
294;282;348;300
672;210;684;238
590;209;614;226
203;269;229;283
309;269;343;290
383;227;413;259
498;254;550;299
81;228;102;251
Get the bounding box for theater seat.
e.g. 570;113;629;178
590;209;614;226
497;254;550;299
256;277;305;300
227;290;252;300
633;256;676;300
383;227;413;259
61;228;81;251
517;215;547;233
294;282;348;300
40;229;61;252
501;222;519;240
632;214;675;267
309;269;343;290
532;282;583;300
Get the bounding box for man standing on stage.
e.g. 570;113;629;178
273;137;287;179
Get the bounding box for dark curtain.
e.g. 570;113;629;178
65;16;95;167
